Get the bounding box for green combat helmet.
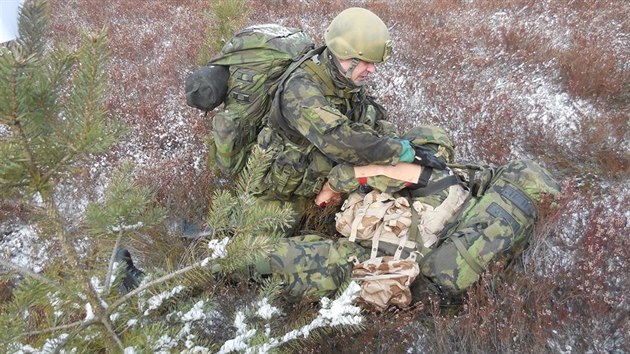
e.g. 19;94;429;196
324;7;392;63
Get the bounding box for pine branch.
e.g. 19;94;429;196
85;163;165;236
239;203;294;235
42;191;110;320
11;77;43;190
235;145;273;197
26;320;84;336
67;29;116;156
49;318;99;354
100;317;124;351
16;0;48;57
207;189;238;233
108;259;209;313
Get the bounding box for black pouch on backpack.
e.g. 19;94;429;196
184;65;230;112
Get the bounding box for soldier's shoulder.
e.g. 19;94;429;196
283;68;329;96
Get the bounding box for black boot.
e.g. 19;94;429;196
115;248;145;294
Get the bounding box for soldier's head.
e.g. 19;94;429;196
325;7;392;84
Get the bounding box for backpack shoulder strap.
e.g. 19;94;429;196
302;57;353;100
267;46;327;142
277;45;327;89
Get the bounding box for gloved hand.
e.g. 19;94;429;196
412;144;447;170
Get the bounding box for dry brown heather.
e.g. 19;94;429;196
46;0;629;352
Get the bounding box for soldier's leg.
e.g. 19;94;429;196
253;235;367;301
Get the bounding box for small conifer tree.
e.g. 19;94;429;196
198;0;250;64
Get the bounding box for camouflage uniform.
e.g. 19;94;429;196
254;234;368;301
255;48;403;210
248;8;410;301
248;8;559;303
254;125;456;301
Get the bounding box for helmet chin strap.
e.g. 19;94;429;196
330;52;362;84
345;58;360;79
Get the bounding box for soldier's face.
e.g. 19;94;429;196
338;58;377;84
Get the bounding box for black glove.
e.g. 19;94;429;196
412;144;447;170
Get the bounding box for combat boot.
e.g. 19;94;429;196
115;248;145;294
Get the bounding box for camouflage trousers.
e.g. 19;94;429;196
254;234;367;301
251;192;366;301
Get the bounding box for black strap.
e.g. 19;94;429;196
409;175;459;198
417;166;433;187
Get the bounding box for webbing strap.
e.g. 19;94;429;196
349;206;367;243
216;146;242;158
303;60;344;98
451;235;484;274
393;229;410;260
352;272;410;281
408;196;420;244
370;222;385;259
267;46;327;142
409;175;459;198
376;234;417;250
349;195;377;242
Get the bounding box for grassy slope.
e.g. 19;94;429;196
29;0;630;352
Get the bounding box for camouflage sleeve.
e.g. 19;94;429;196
376;120;399;138
280;73;403;166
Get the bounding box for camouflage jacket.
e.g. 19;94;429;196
259;48;403;200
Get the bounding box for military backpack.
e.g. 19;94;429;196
185;24;318;175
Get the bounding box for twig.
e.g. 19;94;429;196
50;318;99;354
108;260;207;312
104;229;124;295
26;320;84;336
101;316;124;350
0;258;64;292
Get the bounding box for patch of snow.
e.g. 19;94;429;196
255;298;281;320
84;303;95;321
181;300;206;322
143;285;186;316
207;237;229;260
109;221;145;234
0;224;53;273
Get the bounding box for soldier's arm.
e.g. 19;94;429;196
315;163;425;206
281;74;404;166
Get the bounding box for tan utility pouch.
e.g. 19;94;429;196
350;253;420;311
